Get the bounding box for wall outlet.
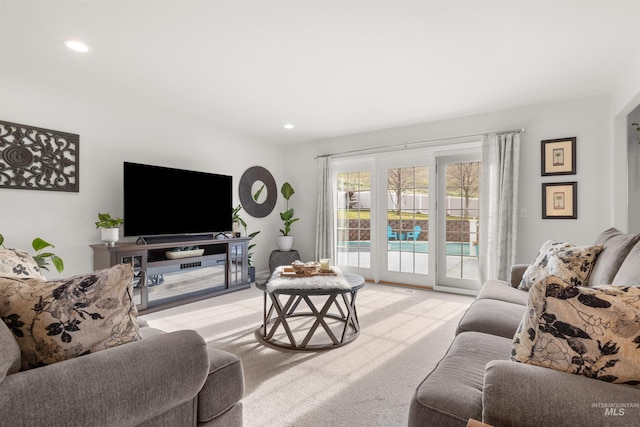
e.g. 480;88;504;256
520;208;528;218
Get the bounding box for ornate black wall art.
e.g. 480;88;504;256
0;120;79;192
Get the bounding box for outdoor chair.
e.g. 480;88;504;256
407;225;421;241
387;225;398;240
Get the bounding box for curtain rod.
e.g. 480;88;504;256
314;127;526;159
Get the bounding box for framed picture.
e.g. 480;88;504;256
541;137;576;176
542;182;577;219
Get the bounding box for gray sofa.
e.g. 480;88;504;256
0;318;244;427
409;228;640;426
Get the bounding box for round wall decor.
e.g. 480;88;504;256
239;166;277;218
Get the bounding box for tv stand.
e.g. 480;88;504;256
91;236;249;313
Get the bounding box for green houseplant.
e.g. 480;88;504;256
277;181;299;251
95;213;124;246
0;233;64;273
232;204;260;282
232;204;245;237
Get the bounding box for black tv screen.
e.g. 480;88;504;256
123;162;232;238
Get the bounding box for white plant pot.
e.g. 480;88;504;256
101;228;120;246
277;235;294;252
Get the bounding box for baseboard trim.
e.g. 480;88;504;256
375;281;434;291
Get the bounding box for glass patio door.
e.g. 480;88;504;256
335;159;373;278
434;154;482;293
379;155;432;286
332;148;481;292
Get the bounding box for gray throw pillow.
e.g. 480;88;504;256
588;228;640;286
612;240;640;287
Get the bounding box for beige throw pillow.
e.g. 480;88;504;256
0;263;141;370
511;275;640;386
518;240;602;291
0;249;46;280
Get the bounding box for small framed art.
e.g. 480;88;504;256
542;182;577;219
541;137;576;176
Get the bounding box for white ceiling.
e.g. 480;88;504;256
1;1;639;144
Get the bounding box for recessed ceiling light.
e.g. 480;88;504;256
283;124;295;130
64;39;90;53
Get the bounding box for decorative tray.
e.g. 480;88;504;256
279;266;337;277
165;249;205;259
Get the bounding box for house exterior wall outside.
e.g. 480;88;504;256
342;219;471;242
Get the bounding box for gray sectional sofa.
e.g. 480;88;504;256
0;250;244;427
409;228;640;426
0;318;244;427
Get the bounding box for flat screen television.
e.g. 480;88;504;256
123;162;232;239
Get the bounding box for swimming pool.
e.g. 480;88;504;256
340;241;476;256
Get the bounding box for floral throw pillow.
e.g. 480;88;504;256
0;249;45;280
511;275;640;386
0;263;141;370
518;240;603;291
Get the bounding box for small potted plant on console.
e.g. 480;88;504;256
95;212;124;246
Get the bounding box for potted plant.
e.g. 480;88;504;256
233;204;260;282
95;212;124;246
277;181;299;252
232;205;242;237
246;229;260;282
0;233;64;273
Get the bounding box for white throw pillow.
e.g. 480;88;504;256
518;240;602;291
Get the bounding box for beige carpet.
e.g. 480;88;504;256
141;282;473;427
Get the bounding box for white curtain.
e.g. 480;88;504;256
479;132;521;282
315;157;335;261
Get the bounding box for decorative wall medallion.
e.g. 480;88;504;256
0;120;79;192
239;166;276;218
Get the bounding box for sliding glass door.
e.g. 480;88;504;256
383;163;430;282
332;146;481;293
374;153;433;286
435;154;482;292
335;159;374;278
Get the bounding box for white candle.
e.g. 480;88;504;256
319;258;330;272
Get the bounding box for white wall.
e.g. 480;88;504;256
3;71;638;280
0;74;284;278
612;50;640;233
627;105;640;232
288;94;615;265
